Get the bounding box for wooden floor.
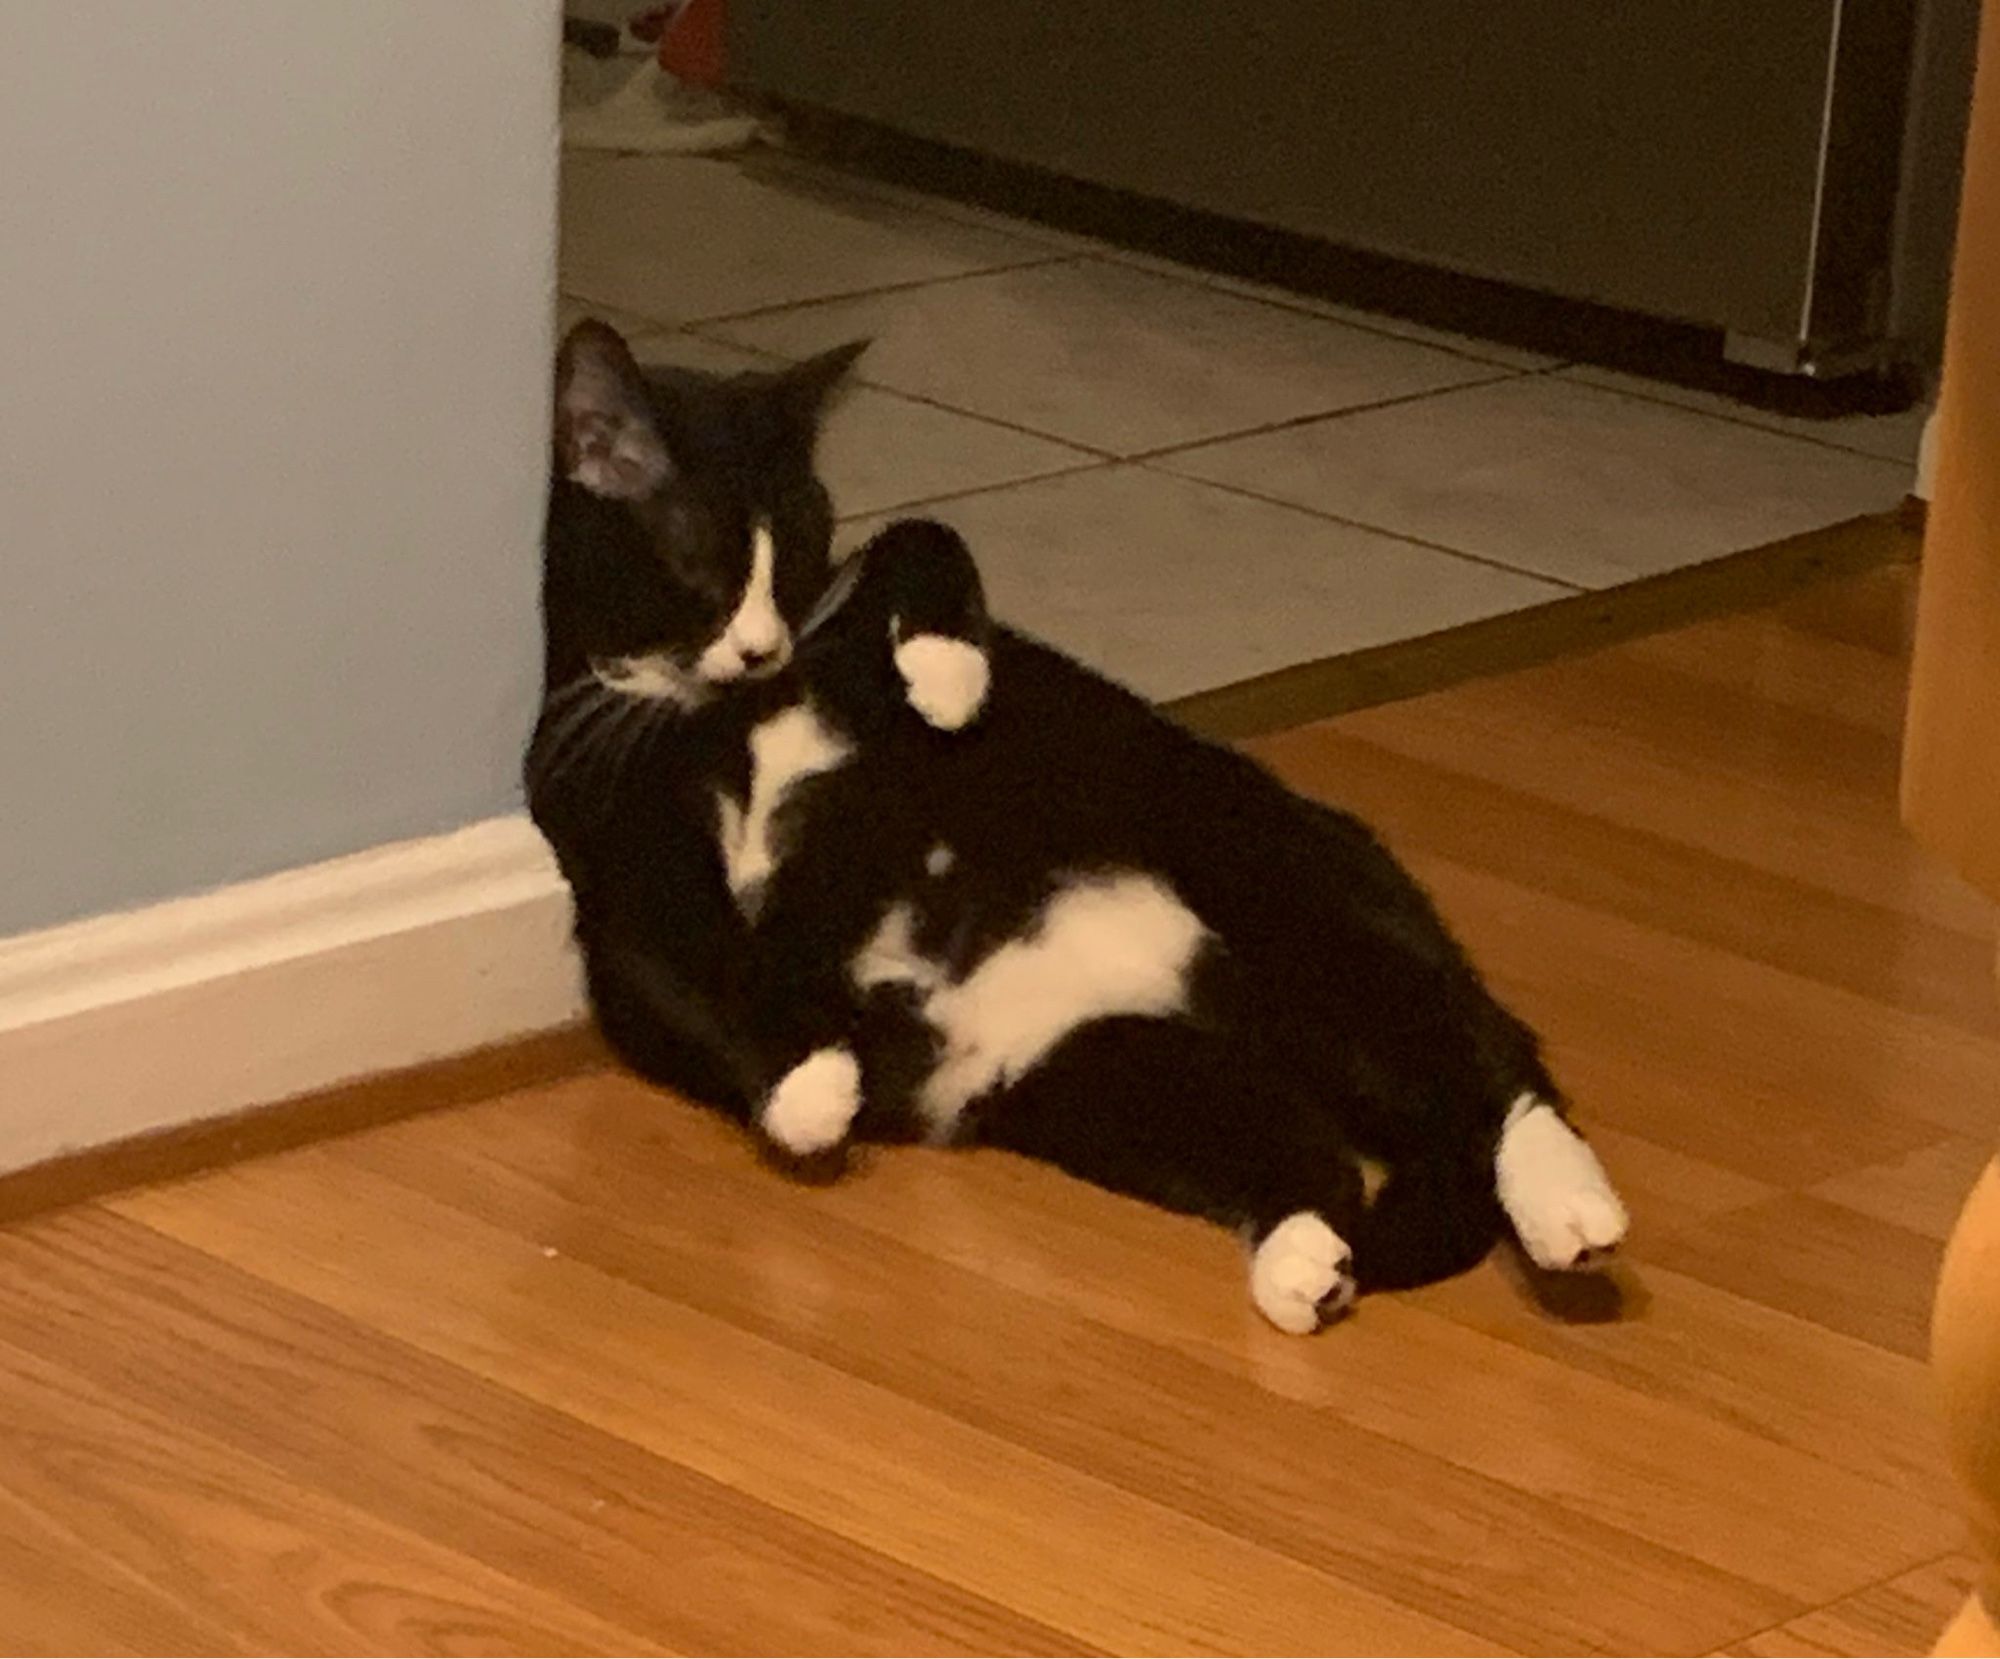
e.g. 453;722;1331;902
3;560;1991;1656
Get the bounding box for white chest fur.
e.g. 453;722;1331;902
717;704;851;907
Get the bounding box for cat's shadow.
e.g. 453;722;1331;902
1502;1246;1648;1324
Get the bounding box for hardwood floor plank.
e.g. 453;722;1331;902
1624;614;1910;738
0;1207;1080;1658
348;1083;1952;1614
1719;1555;1981;1657
1812;1137;1998;1242
111;1157;1504;1658
1263;732;2000;1036
7;559;1971;1656
1641;1194;1946;1360
1312;663;1989;936
1769;564;1921;656
1403;1263;1950;1501
0;1329;664;1656
1412;862;2000;1168
0;1483;245;1656
1576;1127;1777;1236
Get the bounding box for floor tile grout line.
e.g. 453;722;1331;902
835;380;1120;460
1555;369;1924;469
824;427;1588;597
745;148;1560;373
693;147;1559;374
679;309;1542;470
588;151;1914;469
783;150;1923;450
773;388;1600;593
1118;368;1538;465
833;380;1119;459
743;149;1106;254
682;316;1533;464
555;293;670;336
1078;247;1564;372
676;253;1082;330
740;149;1919;430
607;305;1827;603
566;252;1070;338
557;284;696;336
835;458;1118;529
631;321;1118;460
1125;463;1594;594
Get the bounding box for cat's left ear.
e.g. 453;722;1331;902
778;338;869;430
553;320;673;500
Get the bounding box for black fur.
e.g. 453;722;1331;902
530;322;1570;1297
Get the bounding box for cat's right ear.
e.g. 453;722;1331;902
553;320;672;499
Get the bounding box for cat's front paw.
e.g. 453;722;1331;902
894;634;989;731
1250;1212;1356;1335
761;1047;862;1158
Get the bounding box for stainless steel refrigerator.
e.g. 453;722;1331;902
731;0;1980;379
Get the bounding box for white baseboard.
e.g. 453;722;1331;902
0;815;584;1177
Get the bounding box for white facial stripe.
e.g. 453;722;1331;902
737;522;781;648
697;521;789;682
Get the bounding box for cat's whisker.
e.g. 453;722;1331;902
548;685;663;799
541;673;602;710
575;694;647;781
598;697;669;804
529;687;609;773
529;687;622;791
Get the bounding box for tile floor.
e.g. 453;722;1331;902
559;148;1919;700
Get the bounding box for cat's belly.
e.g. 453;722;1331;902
851;869;1210;1139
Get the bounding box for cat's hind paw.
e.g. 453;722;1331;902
1250;1212;1356;1335
895;634;989;731
1496;1096;1629;1271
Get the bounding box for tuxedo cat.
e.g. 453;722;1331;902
530;320;1627;1334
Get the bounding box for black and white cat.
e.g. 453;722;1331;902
529;320;1628;1334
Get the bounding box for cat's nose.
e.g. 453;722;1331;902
740;640;789;677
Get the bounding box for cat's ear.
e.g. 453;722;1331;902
553;320;672;499
777;338;869;429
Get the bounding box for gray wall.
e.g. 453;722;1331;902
0;2;560;935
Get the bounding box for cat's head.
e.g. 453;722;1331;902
546;318;864;700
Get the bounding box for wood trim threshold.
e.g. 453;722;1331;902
1168;511;1919;742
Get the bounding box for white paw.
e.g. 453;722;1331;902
894;634;989;731
1250;1212;1356;1335
761;1048;861;1157
1496;1096;1629;1271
